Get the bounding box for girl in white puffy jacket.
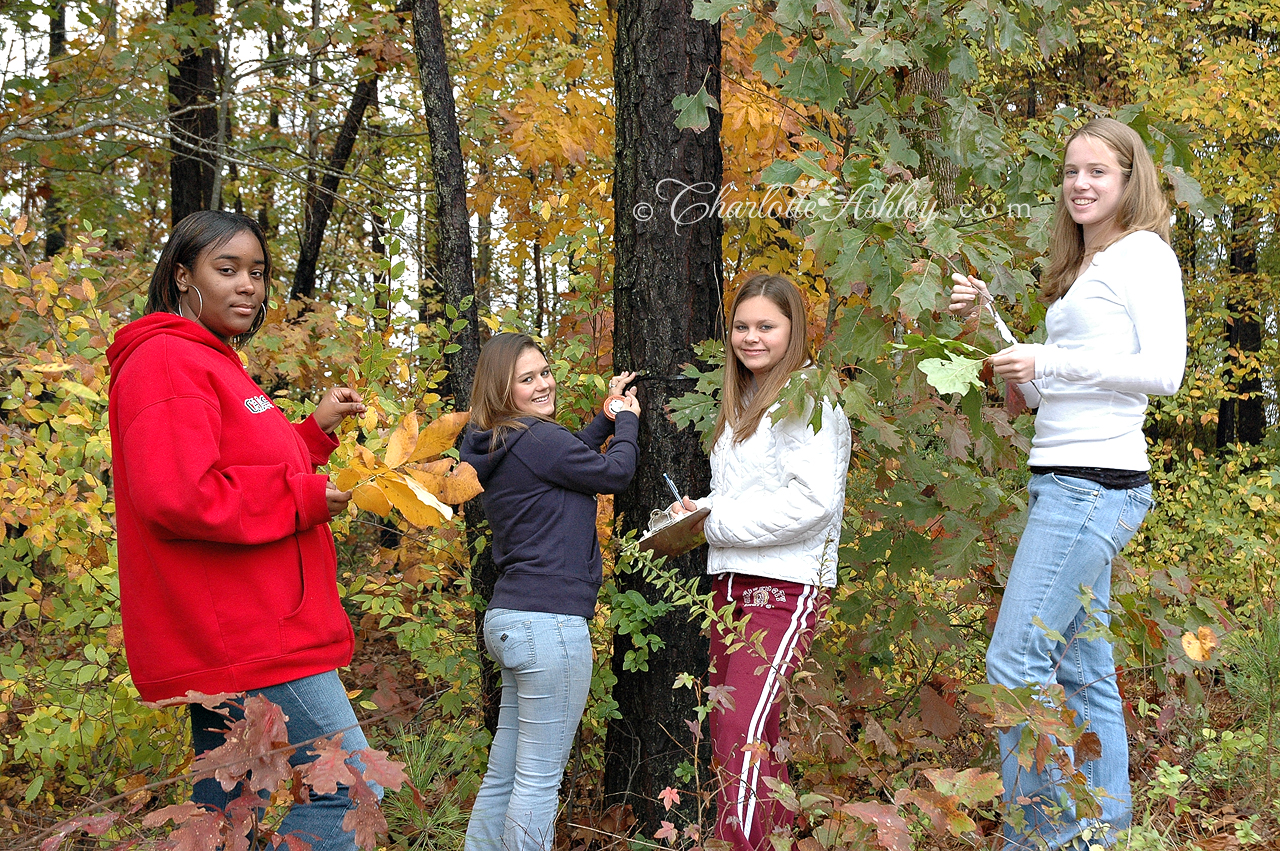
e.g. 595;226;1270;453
672;274;851;850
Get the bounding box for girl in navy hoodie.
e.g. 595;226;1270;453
460;332;640;851
107;210;376;850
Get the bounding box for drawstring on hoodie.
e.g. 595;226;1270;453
726;574;734;602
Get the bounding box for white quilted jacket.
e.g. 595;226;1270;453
697;396;852;588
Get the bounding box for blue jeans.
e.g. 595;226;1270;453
190;669;381;851
464;608;593;851
987;474;1153;850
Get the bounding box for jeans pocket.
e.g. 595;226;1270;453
1112;485;1153;550
485;612;538;672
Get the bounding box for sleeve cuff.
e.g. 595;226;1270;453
298;414;340;467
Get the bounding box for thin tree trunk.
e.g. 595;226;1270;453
1216;206;1264;448
166;0;218;225
290;75;378;301
43;0;67;258
605;0;722;833
410;0;498;734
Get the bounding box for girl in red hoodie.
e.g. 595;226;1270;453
107;210;376;850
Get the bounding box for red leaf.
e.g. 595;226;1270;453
165;809;226;851
1005;381;1028;416
302;735;356;795
1075;731;1103;765
352;747;409;792
655;820;678;842
841;801;912;851
658;786;681;812
191;695;294;795
342;777;388;849
39;813;118;851
919;686;962;739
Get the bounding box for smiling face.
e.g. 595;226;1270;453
731;296;792;379
510;347;556;417
1063;135;1128;248
175;230;267;343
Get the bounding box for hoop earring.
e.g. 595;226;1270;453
185;287;204;320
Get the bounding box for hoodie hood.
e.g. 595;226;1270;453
460;420;540;485
107;313;240;385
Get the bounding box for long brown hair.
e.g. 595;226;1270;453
712;274;812;446
468;332;555;447
1042;117;1170;303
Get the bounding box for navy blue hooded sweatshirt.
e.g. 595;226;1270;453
460;410;639;618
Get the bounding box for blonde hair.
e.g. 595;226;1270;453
712;274;812;446
468;332;555;447
1042;117;1171;303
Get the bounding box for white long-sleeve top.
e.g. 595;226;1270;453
695;395;852;588
1016;230;1186;471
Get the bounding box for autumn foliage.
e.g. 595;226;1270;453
3;0;1280;849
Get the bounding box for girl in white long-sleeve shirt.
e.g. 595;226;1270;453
673;274;851;850
951;117;1186;849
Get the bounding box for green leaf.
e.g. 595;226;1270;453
672;84;720;133
761;160;803;185
690;0;739;21
919;353;983;396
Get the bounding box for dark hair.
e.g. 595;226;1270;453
144;211;273;346
468;332;556;446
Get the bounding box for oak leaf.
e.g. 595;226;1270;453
301;734;353;795
919;685;961;738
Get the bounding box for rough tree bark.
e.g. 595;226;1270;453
605;0;722;833
902;67;958;208
410;0;500;734
1216;206;1265;448
290;75;378;301
166;0;217;225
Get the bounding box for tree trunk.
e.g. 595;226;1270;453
43;0;67;258
903;66;958;208
1216;207;1264;448
290;75;378;301
166;0;218;225
605;0;722;833
410;0;499;734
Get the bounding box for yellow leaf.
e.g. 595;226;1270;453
345;314;364;326
353;480;393;517
564;58;584;79
360;406;379;433
381;472;452;527
1180;626;1218;662
385;412;420;468
540;200;552;220
408;460;483;505
13;215;27;235
355;440;384;473
3;267;23;288
82;278;96;301
407;411;471;463
334;466;367;492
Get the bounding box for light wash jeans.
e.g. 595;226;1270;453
987;474;1153;849
464;608;592;851
190;669;381;851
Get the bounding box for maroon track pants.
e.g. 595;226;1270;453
709;573;825;851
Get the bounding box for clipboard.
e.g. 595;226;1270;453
637;507;710;559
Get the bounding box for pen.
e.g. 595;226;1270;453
662;473;683;504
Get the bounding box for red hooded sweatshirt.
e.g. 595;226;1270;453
107;313;354;702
